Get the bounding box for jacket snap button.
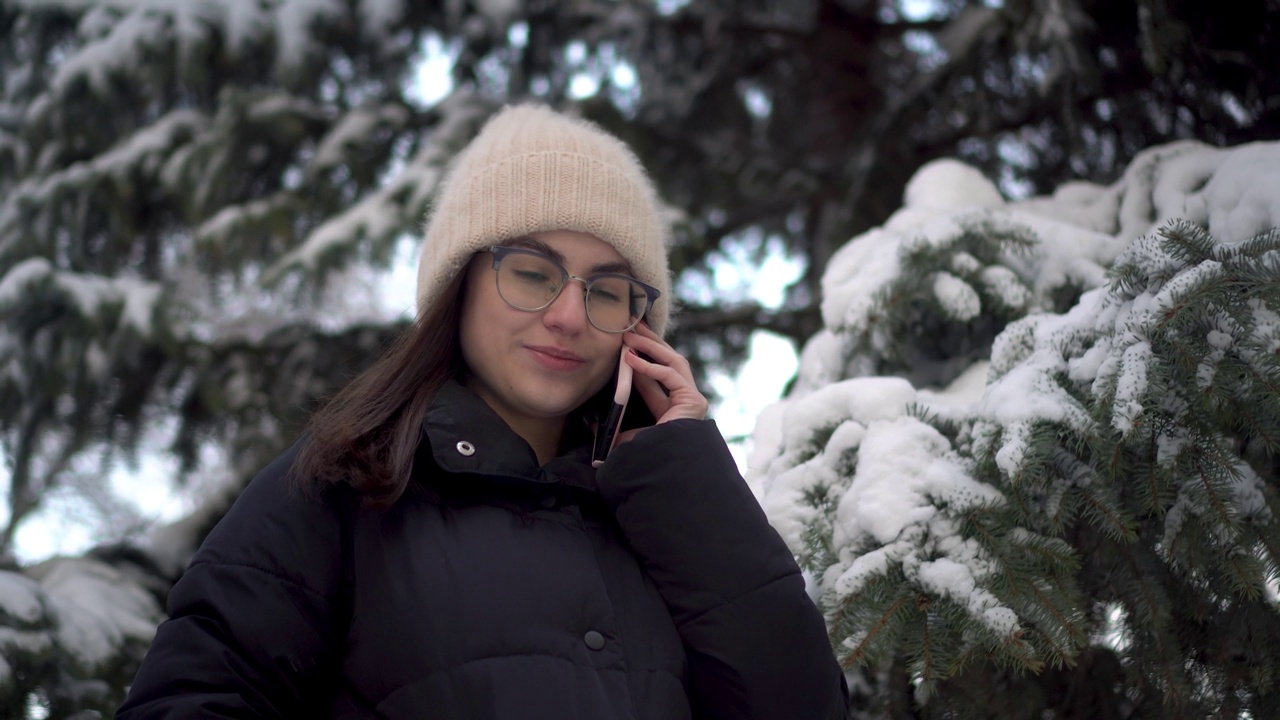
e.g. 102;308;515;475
455;441;475;456
583;630;605;651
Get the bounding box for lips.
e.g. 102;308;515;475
526;345;586;371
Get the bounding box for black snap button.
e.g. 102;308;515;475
540;495;557;509
583;630;605;651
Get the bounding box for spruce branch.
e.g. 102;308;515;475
838;591;913;670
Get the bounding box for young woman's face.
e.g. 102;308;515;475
459;230;630;433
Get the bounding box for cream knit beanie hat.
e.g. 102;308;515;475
416;103;672;336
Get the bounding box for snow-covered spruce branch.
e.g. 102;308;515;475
0;456;254;718
753;141;1280;714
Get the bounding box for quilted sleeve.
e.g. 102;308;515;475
117;445;350;719
596;419;848;720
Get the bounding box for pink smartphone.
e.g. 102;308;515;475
591;347;633;467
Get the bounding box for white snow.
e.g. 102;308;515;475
55;271;112;316
223;0;272;51
1229;463;1269;521
118;279;163;334
26;0;376;92
978;265;1031;311
0;572;46;625
1155;426;1188;467
0;256;161;342
982;350;1094;430
916;360;989;417
28;557;163;669
831;417;998;548
932;272;982;321
1;110;206;241
1246;298;1280;363
822;416;1015;636
950;251;982;275
267;91;491;279
904;159;1005;210
756;137;1280;645
6;0;1280;678
52;7;164;94
755;377;918;559
275;0;346;73
1111;341;1152;434
1001;210;1118;300
0;257;53;306
1195;143;1280;243
55;272;162;337
917;556;1018;635
1150;260;1224;318
791;329;853;396
816;186;1123;380
195;197;281;247
0;559;162;690
311;104;410;171
246;94;322;124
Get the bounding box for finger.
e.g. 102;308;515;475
625;347;690;389
633;372;670;417
625;351;672;412
625;350;707;420
623;332;692;376
622;339;701;413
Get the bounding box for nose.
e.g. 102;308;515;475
542;278;589;333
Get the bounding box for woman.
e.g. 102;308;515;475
117;104;848;719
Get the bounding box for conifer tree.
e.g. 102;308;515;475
753;142;1280;718
2;0;1278;716
0;1;461;713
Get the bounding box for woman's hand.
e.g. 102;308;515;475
620;322;709;427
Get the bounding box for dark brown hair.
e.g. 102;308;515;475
290;268;469;506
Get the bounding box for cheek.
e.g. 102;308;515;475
586;340;625;391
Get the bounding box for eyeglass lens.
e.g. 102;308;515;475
496;251;649;332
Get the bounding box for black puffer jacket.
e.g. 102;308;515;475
118;382;848;719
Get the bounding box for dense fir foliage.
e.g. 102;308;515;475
753;143;1280;718
0;0;1277;716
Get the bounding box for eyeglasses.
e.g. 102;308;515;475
487;246;661;334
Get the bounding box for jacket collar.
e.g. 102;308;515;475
418;379;597;492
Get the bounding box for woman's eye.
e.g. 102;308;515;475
590;288;623;304
515;270;550;284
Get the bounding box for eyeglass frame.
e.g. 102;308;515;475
486;245;661;334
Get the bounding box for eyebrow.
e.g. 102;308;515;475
508;236;635;276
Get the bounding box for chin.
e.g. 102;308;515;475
522;386;598;420
529;396;590;419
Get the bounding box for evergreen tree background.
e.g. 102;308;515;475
752;143;1280;718
0;0;1277;717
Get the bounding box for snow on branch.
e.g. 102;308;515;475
48;4;189;96
264;93;494;284
753;376;919;565
754;139;1280;697
0;110;206;248
274;0;346;72
310;103;412;173
0;559;162;714
21;0;405;95
0;258;162;340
